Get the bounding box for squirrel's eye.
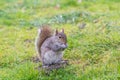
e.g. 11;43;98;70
59;36;61;38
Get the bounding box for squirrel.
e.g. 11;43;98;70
35;26;68;67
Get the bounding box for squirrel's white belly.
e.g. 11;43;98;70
43;51;63;65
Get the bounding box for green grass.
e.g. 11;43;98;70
0;0;120;80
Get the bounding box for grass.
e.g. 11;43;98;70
0;0;120;80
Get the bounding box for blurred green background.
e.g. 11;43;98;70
0;0;120;80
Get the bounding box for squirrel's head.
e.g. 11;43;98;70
54;29;68;50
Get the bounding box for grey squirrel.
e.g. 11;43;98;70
35;26;68;67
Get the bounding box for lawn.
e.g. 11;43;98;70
0;0;120;80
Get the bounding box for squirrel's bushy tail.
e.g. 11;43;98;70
35;26;53;57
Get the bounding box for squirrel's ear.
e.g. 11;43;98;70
55;29;58;35
61;28;64;33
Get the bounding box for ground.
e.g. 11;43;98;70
0;0;120;80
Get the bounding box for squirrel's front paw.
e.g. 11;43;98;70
58;60;69;65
